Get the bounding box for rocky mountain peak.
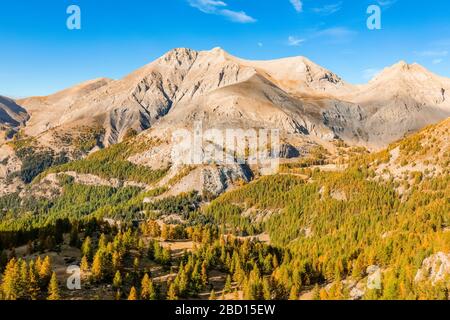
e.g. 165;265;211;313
159;48;199;66
5;48;450;151
371;61;435;84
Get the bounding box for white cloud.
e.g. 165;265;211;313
289;0;303;12
220;9;256;23
432;59;443;65
187;0;256;23
188;0;226;13
288;36;305;46
312;2;342;15
257;42;264;47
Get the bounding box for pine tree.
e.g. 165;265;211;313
232;259;245;283
133;257;140;273
98;234;108;250
177;264;188;296
91;251;104;281
161;224;169;241
201;261;208;287
191;262;202;294
243;279;252;300
1;258;20;300
80;256;89;273
262;278;271;300
381;272;397;300
19;259;29;299
141;273;156;300
81;237;93;261
39;256;52;288
289;285;299;300
35;256;42;274
113;271;122;290
148;281;158;300
28;261;40;300
112;251;122;271
167;282;178;300
272;255;279;269
224;275;232;294
47;272;60;300
128;286;138;300
161;247;172;267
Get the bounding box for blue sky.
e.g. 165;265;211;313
1;0;450;97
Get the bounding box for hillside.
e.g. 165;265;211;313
0;118;448;301
1;49;449;215
0;96;29;143
346;62;450;148
0;49;449;301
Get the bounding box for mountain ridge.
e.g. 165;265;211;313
4;47;450;152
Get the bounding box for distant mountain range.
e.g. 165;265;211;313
1;48;450;197
3;47;449;150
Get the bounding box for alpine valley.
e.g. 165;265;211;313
0;48;448;301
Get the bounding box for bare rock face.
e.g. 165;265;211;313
415;252;450;285
0;144;23;196
0;95;29;128
344;62;450;148
279;144;300;158
14;48;354;148
0;145;20;177
0;95;29;143
202;164;253;197
13;48;450;152
152;163;253;199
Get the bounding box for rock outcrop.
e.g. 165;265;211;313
415;252;450;285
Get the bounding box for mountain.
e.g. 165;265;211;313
370;117;449;189
1;50;449;301
2;48;450;199
13;48;450;152
17;78;112;137
0;95;29;140
345;61;450;148
17;48;353;146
